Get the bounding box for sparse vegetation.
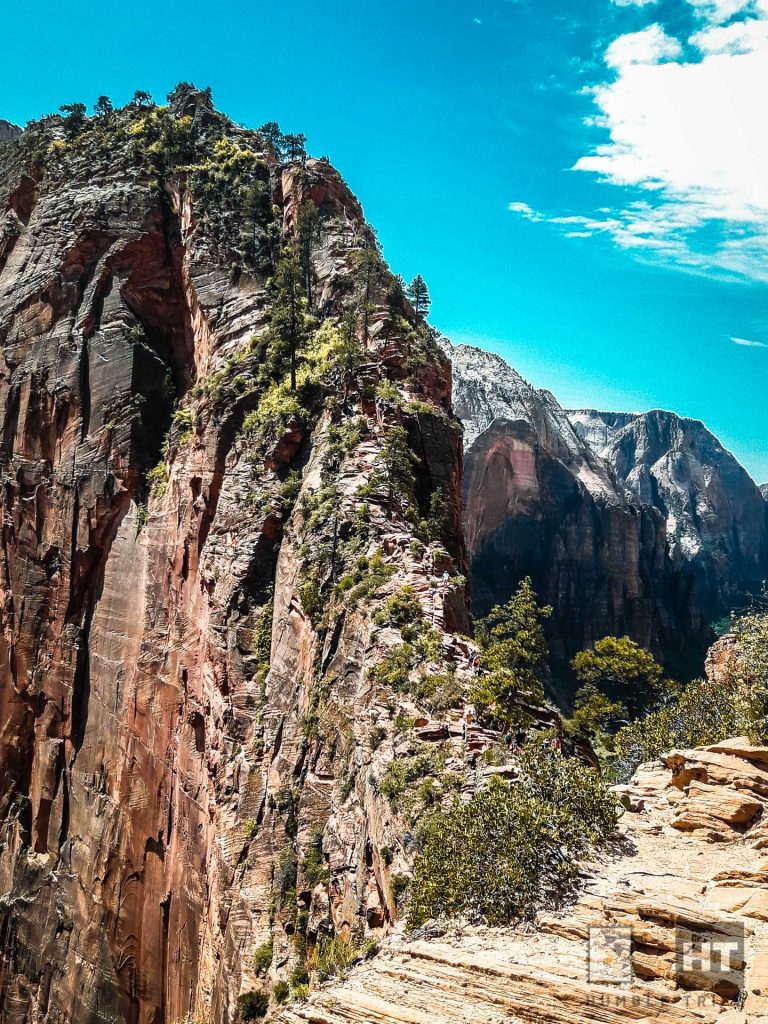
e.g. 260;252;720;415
407;746;619;928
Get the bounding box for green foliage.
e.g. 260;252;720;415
314;936;360;981
406;274;431;318
253;939;274;977
335;551;396;608
273;981;289;1005
731;611;768;742
413;669;464;714
146;460;169;499
362;426;417;515
237;991;269;1021
565;683;626;744
610;678;740;783
407;746;619;928
471;578;551;730
379;747;445;802
373;586;423;630
572;636;664;718
299;577;321;624
244;818;257;840
251;600;273;669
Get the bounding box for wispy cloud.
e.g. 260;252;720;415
510;1;768;283
610;0;658;6
731;336;768;347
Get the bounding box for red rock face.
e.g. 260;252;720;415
0;99;468;1022
463;418;710;673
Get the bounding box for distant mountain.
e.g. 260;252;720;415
449;342;766;674
0;120;21;145
571;408;768;615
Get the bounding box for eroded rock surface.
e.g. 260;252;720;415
279;742;768;1023
449;343;710;670
0;94;469;1023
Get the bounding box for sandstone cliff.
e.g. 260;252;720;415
571;409;768;621
449;343;711;672
0;88;471;1023
278;737;768;1024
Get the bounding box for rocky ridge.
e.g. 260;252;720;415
278;737;768;1024
571;408;768;613
0;89;473;1023
450;342;767;672
449;342;708;669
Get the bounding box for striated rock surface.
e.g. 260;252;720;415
278;741;768;1023
571;409;768;620
0;91;470;1023
0;122;21;146
450;343;710;670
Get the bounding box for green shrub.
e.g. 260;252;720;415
273;981;289;1004
414;670;464;714
146;460;169;498
373;586;423;629
244;818;257;840
379;747;444;801
610;678;741;783
572;636;664;719
391;873;410;904
237;990;269;1020
291;983;310;1001
314;936;360;981
290;961;310;987
406;746;619;929
253;939;273;976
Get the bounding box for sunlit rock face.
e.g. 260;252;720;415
571;408;768;621
450;342;764;676
0;93;470;1023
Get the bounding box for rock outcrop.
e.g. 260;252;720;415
278;740;768;1023
0;121;21;146
450;343;710;672
571;409;768;621
0;91;470;1023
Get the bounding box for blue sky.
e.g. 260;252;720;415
3;0;768;479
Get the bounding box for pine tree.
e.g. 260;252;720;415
284;132;307;164
471;578;552;729
572;636;663;720
351;244;382;342
59;103;87;139
130;90;153;110
406;274;431;318
268;242;312;390
296;200;320;307
378;426;416;517
93;96;114;118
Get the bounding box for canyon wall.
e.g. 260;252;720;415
450;343;712;673
0;89;469;1024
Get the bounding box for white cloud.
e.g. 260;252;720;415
605;25;682;68
731;336;768;347
611;0;658;6
514;6;768;283
688;0;753;24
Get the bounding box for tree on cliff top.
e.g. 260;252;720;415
406;274;431;318
471;578;552;730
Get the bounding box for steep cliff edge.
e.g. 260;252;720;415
278;737;768;1024
571;409;768;621
450;343;709;671
0;89;470;1024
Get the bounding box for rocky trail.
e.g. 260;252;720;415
279;739;768;1023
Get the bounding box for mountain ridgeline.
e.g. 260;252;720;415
450;341;768;678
